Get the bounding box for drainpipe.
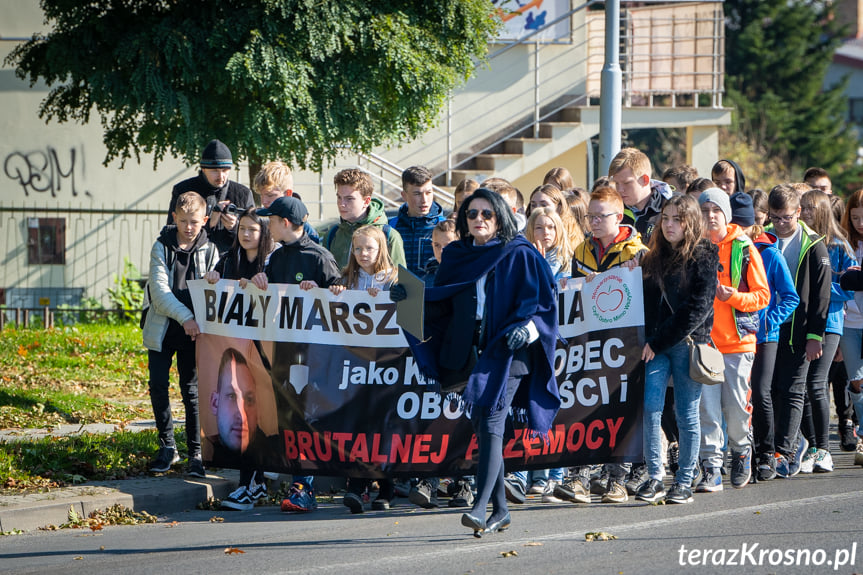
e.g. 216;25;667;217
598;0;621;177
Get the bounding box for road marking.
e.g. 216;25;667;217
284;490;862;574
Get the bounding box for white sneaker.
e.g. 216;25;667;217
528;482;545;495
541;480;563;503
799;447;817;474
856;439;863;467
813;449;833;473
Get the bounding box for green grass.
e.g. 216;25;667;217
0;324;162;428
0;323;188;491
0;430;194;494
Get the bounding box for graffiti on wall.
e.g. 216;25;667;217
4;146;92;199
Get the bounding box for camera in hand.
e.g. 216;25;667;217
213;203;238;216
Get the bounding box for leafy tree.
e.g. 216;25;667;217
6;1;500;171
724;0;858;185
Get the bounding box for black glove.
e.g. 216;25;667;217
505;325;530;351
389;284;407;302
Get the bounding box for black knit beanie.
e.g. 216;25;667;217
200;139;233;168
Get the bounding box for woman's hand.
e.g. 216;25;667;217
299;280;319;291
622;258;638;271
329;284;346;296
367;287;380;297
506;325;530;350
641;343;655;362
204;270;220;284
533;240;546;257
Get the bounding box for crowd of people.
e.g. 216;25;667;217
140;139;863;536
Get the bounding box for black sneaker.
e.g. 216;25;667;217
343;492;364;514
665;483;693;504
840;421;857;452
150;447;179;473
408;479;440;508
249;478;268;501
667;442;680;475
625;464;649;496
222;486;255;511
503;473;527;504
371;497;390;510
635;478;666;503
755;453;774;481
448;480;474;508
187;457;206;478
730;448;751;489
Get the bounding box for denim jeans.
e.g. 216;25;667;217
643;340;702;485
511;467;566;486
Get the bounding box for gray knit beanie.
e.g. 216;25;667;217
698;187;732;223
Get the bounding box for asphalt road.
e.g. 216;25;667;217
2;452;862;575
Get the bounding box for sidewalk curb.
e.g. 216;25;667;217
0;471;238;532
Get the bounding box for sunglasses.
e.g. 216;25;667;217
467;209;494;221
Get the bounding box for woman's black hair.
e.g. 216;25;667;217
454;187;518;244
231;206;273;274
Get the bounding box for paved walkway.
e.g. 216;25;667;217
0;421;237;532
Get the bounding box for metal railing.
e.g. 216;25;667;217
0;306;142;329
340;1;726;188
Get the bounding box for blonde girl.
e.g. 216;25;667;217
330;225;398;297
527;184;584;247
525;207;572;282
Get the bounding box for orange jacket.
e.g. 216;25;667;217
711;224;771;354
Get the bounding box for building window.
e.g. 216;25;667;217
850;98;863;125
27;218;65;265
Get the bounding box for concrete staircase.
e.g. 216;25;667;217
448;106;600;185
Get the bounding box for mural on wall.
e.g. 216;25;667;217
493;0;570;40
3;145;92;199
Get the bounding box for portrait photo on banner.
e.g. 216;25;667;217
196;335;280;468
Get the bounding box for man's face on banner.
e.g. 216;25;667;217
211;357;258;453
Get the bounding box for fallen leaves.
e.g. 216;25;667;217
224;547;245;555
210;517;224;523
585;532;617;542
524;542;543;547
166;521;181;528
500;550;518;558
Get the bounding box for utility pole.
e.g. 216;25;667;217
598;0;622;177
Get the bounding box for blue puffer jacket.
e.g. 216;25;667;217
389;201;447;278
754;234;800;344
826;239;857;335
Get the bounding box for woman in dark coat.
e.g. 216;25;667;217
393;188;560;536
